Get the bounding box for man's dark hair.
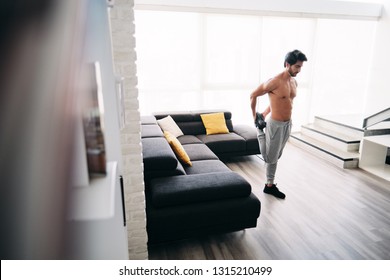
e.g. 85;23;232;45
284;50;307;67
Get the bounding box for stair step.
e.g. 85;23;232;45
290;132;359;169
314;115;365;139
315;114;365;132
315;115;390;137
301;123;360;152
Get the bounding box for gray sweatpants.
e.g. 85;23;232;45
257;118;292;185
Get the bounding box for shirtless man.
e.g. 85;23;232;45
250;50;307;199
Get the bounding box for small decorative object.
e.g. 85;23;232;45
82;62;107;176
115;75;125;130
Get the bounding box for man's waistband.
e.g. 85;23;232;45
268;118;292;126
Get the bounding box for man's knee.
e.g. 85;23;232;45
257;134;265;142
265;159;278;165
264;152;279;164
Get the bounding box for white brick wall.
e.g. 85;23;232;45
109;0;148;260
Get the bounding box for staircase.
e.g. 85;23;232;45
290;115;363;169
290;110;390;171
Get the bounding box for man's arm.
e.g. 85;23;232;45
250;78;277;120
262;106;271;118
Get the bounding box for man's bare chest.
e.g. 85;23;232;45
271;82;296;100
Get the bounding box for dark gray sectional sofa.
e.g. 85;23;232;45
141;110;261;244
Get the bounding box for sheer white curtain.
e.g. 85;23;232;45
134;10;376;129
135;11;201;113
202;15;262;125
310;19;376;117
259;17;315;129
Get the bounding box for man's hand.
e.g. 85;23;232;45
254;112;267;130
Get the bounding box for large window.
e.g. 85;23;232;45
134;10;376;129
134;11;201;114
310;19;377;117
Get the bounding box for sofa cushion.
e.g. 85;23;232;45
144;162;186;186
233;124;260;153
185;159;230;175
192;110;232;121
196;133;246;155
141;115;157;125
146;193;260;243
176;121;206;135
200;112;229;135
142;137;178;171
149;172;251;208
177;135;203;145
141;124;164;138
192;110;233;132
183;143;219;161
154;111;194;123
157;115;184;137
154;110;234;135
164;131;192;166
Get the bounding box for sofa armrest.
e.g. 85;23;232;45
149;171;251;208
233;124;257;141
142;137;178;171
233;124;260;155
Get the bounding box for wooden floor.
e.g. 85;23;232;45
148;142;390;260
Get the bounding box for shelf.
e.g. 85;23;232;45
68;161;118;221
362;135;390;147
360;164;390;182
359;135;390;182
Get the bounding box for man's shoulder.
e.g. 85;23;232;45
272;71;286;81
266;73;284;85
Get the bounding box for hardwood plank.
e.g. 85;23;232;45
147;143;390;259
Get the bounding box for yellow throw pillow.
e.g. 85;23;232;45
200;112;229;135
164;131;192;166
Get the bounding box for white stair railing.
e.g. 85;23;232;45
362;107;390;128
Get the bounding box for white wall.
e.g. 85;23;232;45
364;0;390;116
110;0;149;260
